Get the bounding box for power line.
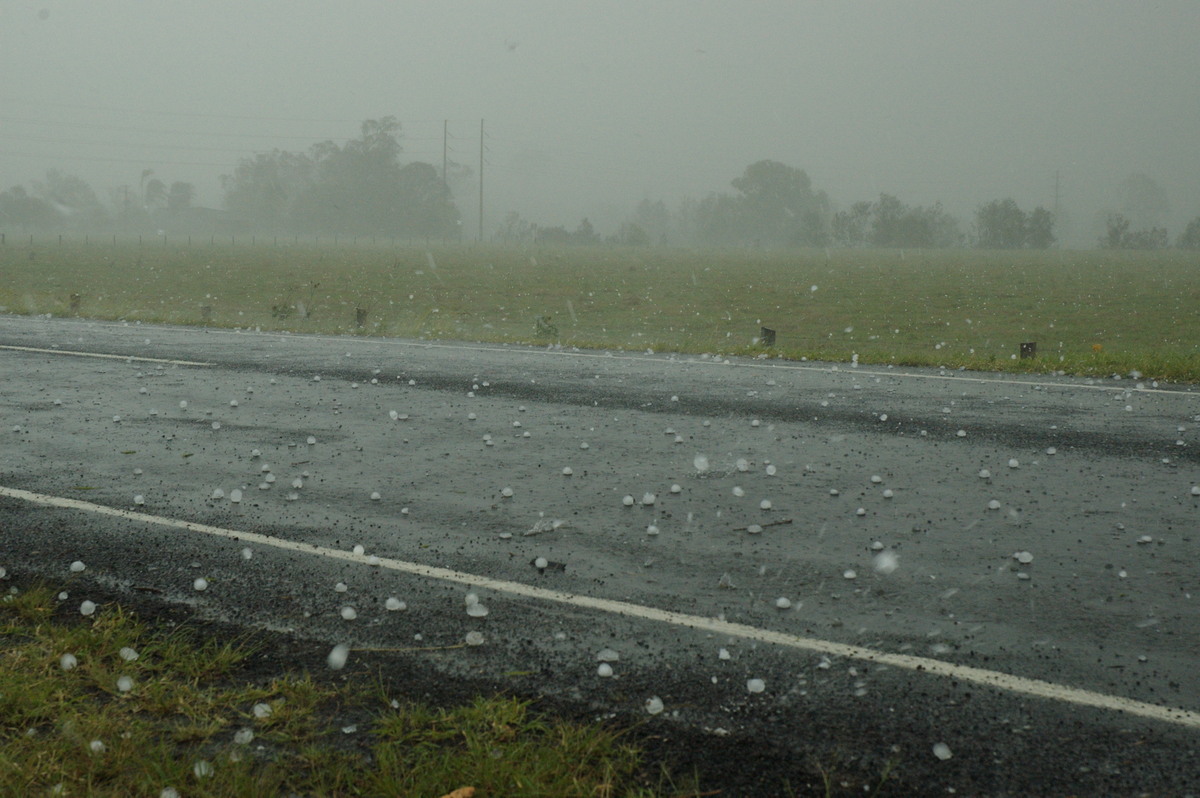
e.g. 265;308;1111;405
0;95;485;127
0;115;349;141
0;95;355;124
0;115;443;146
0;149;230;169
0;132;278;155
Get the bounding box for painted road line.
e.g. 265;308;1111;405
4;484;1198;731
0;344;212;367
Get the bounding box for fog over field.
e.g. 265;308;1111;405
1;1;1199;247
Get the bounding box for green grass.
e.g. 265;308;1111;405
3;239;1198;381
0;583;691;797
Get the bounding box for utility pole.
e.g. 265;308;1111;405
1053;171;1061;216
478;118;484;242
442;120;448;190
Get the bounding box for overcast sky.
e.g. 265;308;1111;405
2;1;1198;245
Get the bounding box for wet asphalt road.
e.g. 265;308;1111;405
2;314;1199;795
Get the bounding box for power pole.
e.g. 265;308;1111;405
1053;171;1061;216
478;118;484;242
442;120;448;189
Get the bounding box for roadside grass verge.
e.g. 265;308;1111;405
2;241;1197;382
0;583;692;797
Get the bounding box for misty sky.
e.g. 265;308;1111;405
2;1;1198;245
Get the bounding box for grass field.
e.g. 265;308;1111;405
1;583;694;797
2;239;1198;381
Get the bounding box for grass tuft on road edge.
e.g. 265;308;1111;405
0;583;694;797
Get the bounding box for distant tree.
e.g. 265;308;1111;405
292;117;406;234
831;201;872;247
222;117;461;236
730;160;830;247
612;222;650;247
0;185;60;230
143;178;167;210
684;161;831;247
1116;173;1169;230
1124;227;1169;249
975;199;1027;249
693;192;743;246
631;199;670;245
221;149;315;231
1102;214;1130;249
863;193;960;248
31;170;107;228
496;211;534;244
1101;213;1168;249
572;218;599;245
869;194;908;247
534;225;572;245
529;218;604;246
1177;217;1200;249
106;185;139;228
166;181;195;212
395;161;458;238
975;199;1055;249
794;206;831;247
915;202;963;248
1025;207;1056;249
442;160;474;195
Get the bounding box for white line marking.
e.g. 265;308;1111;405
0;344;212;367
4;484;1198;730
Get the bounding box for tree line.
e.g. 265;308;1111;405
0;117;459;240
612;160;1197;251
220;117;458;238
3;121;1198;249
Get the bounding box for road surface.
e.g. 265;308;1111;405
2;314;1198;794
